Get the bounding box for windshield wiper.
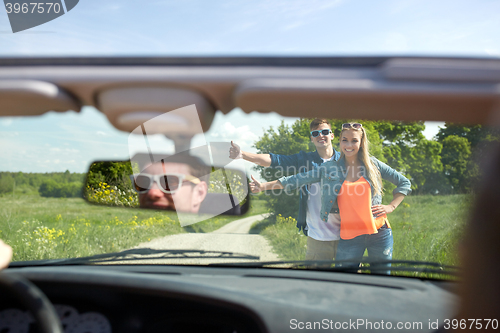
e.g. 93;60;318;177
209;259;459;276
10;248;260;267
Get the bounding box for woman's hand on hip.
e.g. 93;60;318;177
371;204;395;217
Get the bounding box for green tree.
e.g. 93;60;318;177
86;161;134;192
436;124;484;147
39;179;83;198
254;120;314;219
253;119;386;219
440;135;471;193
436;123;500;192
39;179;59;197
0;173;15;194
375;121;444;194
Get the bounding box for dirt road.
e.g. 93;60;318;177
132;213;278;264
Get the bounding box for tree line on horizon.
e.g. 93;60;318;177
1;120;498;203
0;170;84;198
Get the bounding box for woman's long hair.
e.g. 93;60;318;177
339;127;383;195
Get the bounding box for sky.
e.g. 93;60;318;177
0;0;498;174
1;0;499;57
0;106;444;176
0;107;296;175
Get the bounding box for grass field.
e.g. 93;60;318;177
251;194;471;267
0;191;468;270
0;194;267;262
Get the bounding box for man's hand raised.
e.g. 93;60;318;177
229;142;272;167
229;141;243;159
249;175;262;193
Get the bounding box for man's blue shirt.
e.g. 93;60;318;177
269;149;341;234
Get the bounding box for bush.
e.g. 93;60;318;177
85;182;139;207
39;180;83;198
0;174;15;194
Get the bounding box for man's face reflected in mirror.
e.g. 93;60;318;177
134;161;208;213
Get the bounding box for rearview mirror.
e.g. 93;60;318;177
84;150;250;225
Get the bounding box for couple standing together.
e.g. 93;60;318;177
229;119;411;274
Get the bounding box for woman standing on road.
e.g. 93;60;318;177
250;123;411;274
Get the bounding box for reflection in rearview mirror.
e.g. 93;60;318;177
84;152;250;225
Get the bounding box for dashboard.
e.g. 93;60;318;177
1;265;458;333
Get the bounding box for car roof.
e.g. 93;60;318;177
1;56;499;133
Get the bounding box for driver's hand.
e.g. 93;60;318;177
249;175;262;193
0;239;12;269
229;141;243;159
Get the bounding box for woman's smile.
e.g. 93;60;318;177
340;129;361;157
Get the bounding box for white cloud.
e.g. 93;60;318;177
202;121;258;154
282;21;306;31
50;147;79;153
384;32;409;52
0;131;19;138
96;131;110;137
1;118;14;127
215;0;344;39
127;133;175;159
0;109;131;172
247;0;344;20
485;48;500;57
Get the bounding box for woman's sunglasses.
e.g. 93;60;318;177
342;123;363;129
130;173;200;194
310;129;332;137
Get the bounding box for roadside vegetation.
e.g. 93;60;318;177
0;194;267;262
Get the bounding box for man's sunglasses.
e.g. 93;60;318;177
310;129;332;137
130;173;200;194
342;123;363;129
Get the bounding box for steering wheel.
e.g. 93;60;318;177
0;272;63;333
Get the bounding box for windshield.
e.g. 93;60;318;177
2;105;496;278
1;0;499;280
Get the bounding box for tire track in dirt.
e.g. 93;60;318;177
131;213;277;265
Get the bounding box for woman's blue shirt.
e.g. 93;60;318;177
278;157;412;222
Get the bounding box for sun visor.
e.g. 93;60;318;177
382;58;500;82
0;80;80;116
97;87;216;134
234;78;500;124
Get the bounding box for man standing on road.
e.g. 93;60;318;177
229;118;341;261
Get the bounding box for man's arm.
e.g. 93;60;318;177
251;165;324;192
242;151;272;167
230;141;271;167
230;141;307;169
249;176;283;193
